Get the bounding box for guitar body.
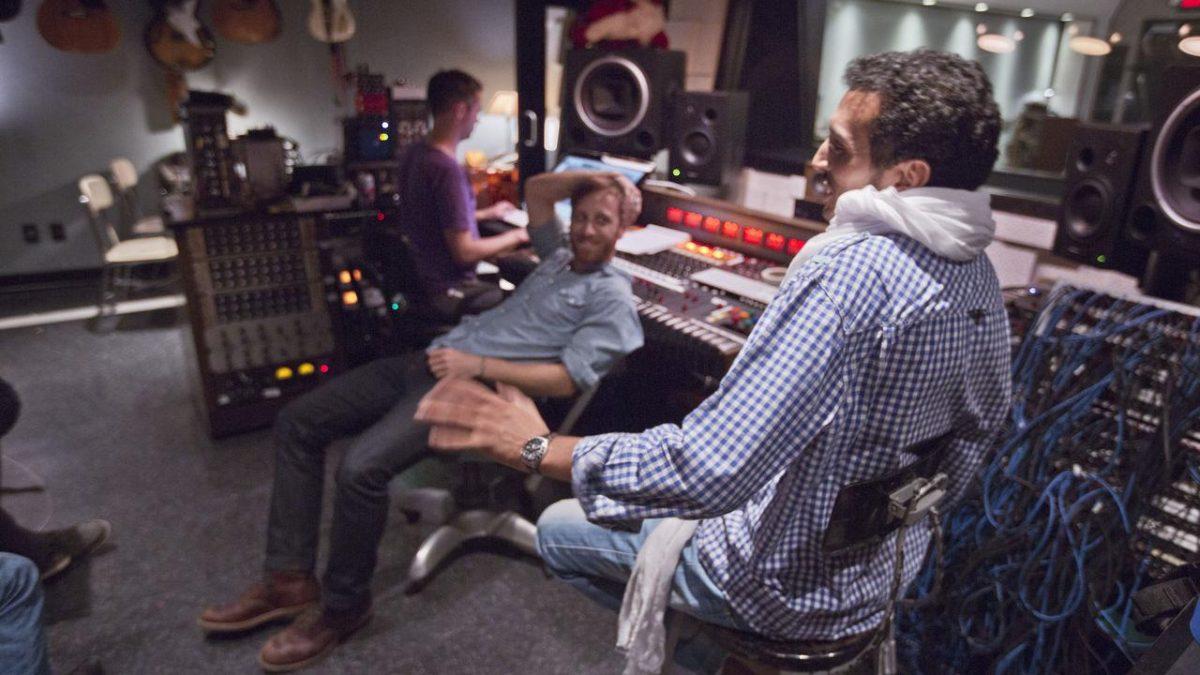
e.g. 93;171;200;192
36;0;120;53
307;0;354;43
212;0;281;44
145;0;215;71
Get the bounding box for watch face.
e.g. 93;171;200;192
521;436;548;468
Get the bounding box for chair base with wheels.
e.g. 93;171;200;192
397;384;601;591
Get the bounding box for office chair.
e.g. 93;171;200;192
109;158;166;236
398;382;602;591
671;433;955;675
78;174;178;318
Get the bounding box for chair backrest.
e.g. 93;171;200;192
109;157;138;191
78;174;119;251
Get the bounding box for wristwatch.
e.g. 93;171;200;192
520;434;554;474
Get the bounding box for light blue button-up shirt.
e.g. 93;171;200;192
429;219;643;391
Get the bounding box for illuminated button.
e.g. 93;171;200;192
743;227;764;245
684;212;703;228
702;216;721;233
699;246;712;256
722;221;740;238
666;207;684;224
319;364;330;374
338;270;352;284
379;133;390;141
714;251;726;260
298;362;315;376
376;211;386;222
352;269;362;282
342;290;359;306
766;233;786;251
787;238;805;256
275;367;294;380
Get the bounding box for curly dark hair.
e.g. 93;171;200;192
843;49;1000;191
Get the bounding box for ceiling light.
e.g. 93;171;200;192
975;2;988;11
1069;35;1113;56
1014;30;1025;41
1020;8;1035;18
978;33;1016;53
1181;36;1200;57
1061;12;1074;21
977;22;988;35
1109;32;1122;44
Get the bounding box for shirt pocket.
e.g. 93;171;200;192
544;286;588;326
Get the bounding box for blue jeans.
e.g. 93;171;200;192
0;553;49;675
536;499;743;673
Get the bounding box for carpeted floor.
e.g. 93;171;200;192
0;311;637;674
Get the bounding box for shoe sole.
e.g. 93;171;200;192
41;519;112;582
198;601;317;634
256;612;371;673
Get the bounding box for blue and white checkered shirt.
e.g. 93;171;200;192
572;233;1012;640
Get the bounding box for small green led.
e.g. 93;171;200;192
391;303;400;311
672;168;681;177
1097;255;1107;264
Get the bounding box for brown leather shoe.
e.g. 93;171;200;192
257;606;371;672
198;571;319;634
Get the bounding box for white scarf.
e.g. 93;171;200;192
785;185;996;281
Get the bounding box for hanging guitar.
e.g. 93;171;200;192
0;0;20;43
307;0;356;104
212;0;281;44
145;0;216;122
36;0;120;53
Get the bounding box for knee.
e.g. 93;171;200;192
335;453;390;499
274;399;316;447
0;554;43;608
535;499;586;576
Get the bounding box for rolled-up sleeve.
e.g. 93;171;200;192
571;274;847;526
529;217;567;260
560;282;643;392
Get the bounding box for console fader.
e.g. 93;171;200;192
617;187;826;380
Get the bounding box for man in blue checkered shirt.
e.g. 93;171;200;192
417;49;1012;662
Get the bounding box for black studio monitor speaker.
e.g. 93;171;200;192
1125;65;1200;259
562;48;686;159
668;90;749;186
1052;123;1150;275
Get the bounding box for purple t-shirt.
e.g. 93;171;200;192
396;141;479;292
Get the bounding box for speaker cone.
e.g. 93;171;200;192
1064;179;1110;239
1151;87;1200;233
573;55;650;139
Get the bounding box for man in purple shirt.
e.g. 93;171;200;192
396;70;528;318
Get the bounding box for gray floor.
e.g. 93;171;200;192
0;312;632;674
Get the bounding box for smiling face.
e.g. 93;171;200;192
568;188;625;269
810;90;887;221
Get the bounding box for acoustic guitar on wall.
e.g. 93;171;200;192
307;0;356;104
212;0;281;45
36;0;120;53
146;0;216;122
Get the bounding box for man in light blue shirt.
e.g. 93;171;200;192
199;171;643;671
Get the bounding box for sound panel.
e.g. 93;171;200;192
668;91;749;186
561;48;685;159
1052;123;1149;275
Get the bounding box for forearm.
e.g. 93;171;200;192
525;171;601;228
451;229;525;265
480;357;577;398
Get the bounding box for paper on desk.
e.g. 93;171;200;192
616;224;690;255
501;209;530;228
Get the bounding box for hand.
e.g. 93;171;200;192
415;379;550;469
427;348;481;380
478;200;518;221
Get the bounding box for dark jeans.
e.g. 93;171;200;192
265;352;437;612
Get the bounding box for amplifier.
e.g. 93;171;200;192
174;211;376;437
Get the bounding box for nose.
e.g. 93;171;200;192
810;139;829;170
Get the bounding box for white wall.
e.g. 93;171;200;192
0;1;515;276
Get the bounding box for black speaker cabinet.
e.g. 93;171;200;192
668;91;749;186
1126;65;1200;259
1052;123;1149;275
561;48;686;159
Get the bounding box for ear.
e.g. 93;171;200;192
889;159;932;190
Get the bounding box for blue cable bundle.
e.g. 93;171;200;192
897;286;1200;674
